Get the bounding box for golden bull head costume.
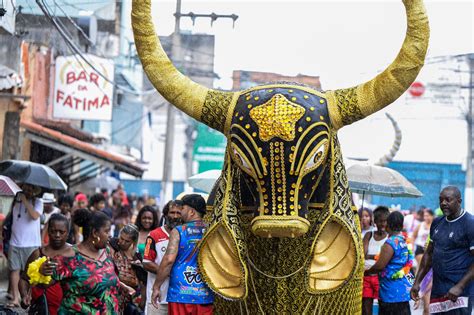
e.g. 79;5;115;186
132;0;429;313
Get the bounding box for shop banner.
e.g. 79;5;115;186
53;54;114;120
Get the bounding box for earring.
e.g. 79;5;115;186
92;236;100;245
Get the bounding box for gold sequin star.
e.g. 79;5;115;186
249;94;305;142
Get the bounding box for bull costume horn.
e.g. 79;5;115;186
131;0;237;134
327;0;429;130
374;113;402;166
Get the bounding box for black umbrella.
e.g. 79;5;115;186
0;160;67;191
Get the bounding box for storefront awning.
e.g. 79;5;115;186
21;120;144;183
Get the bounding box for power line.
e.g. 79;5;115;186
14;0;226;89
36;0;158;96
39;0;221;94
40;0;117;99
53;0;95;46
111;102;167;137
53;0;112;12
43;2;223;96
50;0;220;60
42;0;156;97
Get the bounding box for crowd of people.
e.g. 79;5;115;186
0;182;214;315
1;181;472;315
359;185;474;315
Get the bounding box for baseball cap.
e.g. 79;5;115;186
181;194;206;215
75;193;87;203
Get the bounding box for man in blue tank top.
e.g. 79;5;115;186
151;194;214;314
411;186;474;315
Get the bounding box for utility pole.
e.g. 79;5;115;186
465;53;474;211
161;0;182;205
160;0;238;205
184;121;196;191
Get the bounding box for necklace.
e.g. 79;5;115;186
78;244;105;261
79;249;105;261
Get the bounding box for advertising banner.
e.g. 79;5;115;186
53;54;114;120
193;123;226;173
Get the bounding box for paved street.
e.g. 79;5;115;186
0;281;25;314
0;278;422;315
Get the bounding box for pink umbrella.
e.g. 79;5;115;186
0;175;22;196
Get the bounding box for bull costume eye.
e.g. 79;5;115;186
304;141;328;173
233;146;252;173
132;0;429;311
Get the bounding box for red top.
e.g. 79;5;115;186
31;281;62;314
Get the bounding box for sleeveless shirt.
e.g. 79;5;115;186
166;221;214;304
365;231;387;270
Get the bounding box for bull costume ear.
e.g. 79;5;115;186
131;0;238;134
307;0;429;294
198;150;249;299
307;135;361;293
326;0;429;130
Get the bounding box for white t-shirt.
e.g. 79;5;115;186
10;198;44;248
143;226;170;310
404;213;421;239
41;206;60;229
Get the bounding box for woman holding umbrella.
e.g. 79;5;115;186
7;183;43;308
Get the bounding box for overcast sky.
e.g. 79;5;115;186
124;0;473;90
125;1;473;166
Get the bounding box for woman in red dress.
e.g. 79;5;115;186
20;213;74;314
